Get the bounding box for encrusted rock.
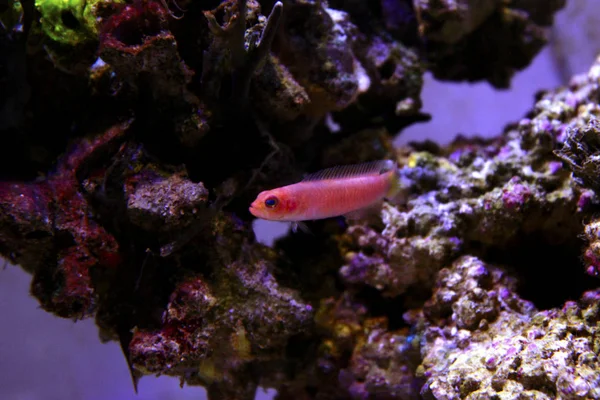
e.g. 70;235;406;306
418;257;600;400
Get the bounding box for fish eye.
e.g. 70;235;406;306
264;196;279;208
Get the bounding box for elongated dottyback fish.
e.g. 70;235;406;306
249;160;400;222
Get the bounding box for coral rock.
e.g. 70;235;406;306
0;121;129;318
276;3;366;117
419;256;600;400
416;0;566;87
555;119;600;193
126;173;209;233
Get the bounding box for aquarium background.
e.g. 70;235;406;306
2;1;600;399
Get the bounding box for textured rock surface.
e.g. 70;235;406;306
414;0;565;88
418;256;600;400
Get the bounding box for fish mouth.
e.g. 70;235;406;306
249;204;258;216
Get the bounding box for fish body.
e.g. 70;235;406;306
249;160;400;222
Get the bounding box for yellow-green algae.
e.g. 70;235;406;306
35;0;123;45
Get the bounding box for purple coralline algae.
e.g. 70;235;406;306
418;256;600;400
5;0;600;399
323;55;600;398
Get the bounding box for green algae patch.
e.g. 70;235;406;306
35;0;122;45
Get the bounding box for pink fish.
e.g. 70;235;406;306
249;160;400;222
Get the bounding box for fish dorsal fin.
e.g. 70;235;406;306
302;160;396;182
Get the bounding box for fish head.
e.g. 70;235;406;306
249;189;289;221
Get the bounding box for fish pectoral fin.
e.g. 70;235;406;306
291;221;312;235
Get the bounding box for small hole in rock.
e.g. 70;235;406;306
354;286;410;331
24;231;52;240
61;11;80;30
477;233;598;310
378;60;396;80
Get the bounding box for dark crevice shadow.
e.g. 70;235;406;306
470;233;598;310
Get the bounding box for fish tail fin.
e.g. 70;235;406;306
385;161;402;201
